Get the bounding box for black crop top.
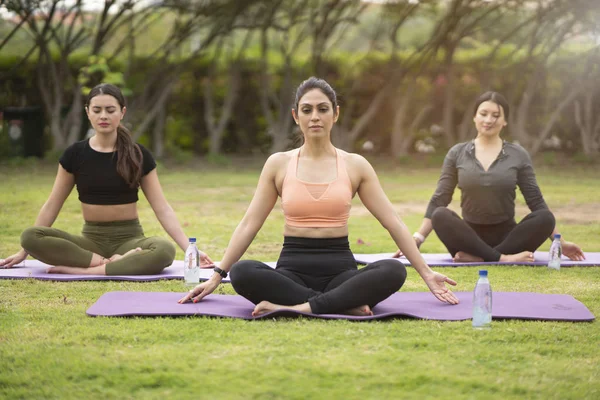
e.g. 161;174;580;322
59;139;156;205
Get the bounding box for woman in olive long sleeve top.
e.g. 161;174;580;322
397;91;585;263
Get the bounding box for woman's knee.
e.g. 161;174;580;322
431;207;453;229
375;260;407;290
147;237;176;266
229;260;262;285
20;227;43;254
535;209;556;232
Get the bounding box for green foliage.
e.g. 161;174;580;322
206;152;232;166
571;152;598;165
78;56;131;96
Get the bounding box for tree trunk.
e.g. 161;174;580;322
574;94;600;156
132;81;174;141
441;61;456;147
152;104;166;159
205;66;241;155
530;85;582;155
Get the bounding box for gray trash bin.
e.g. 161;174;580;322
2;106;45;158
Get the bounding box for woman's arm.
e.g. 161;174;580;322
178;153;284;304
352;155;458;304
393;147;459;257
1;165;74;267
517;150;585;260
211;154;283;273
35;165;76;226
141;169;192;252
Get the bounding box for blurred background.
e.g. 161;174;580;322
1;0;599;163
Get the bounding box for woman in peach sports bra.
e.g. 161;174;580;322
179;77;459;315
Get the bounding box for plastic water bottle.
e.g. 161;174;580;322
184;237;200;285
472;269;492;329
548;234;562;271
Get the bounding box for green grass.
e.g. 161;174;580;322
1;159;599;400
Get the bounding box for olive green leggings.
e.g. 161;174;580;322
20;219;176;275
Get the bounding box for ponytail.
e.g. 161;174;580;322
116;124;143;188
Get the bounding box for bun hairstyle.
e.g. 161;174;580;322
86;83;142;188
294;76;338;112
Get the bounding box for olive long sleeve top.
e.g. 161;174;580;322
425;140;549;224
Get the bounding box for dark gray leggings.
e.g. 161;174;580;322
20;219;175;275
230;236;407;314
431;207;555;261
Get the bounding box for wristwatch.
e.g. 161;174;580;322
213;266;228;279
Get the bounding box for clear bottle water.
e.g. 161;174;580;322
184;237;200;285
472;269;492;329
548;233;562;271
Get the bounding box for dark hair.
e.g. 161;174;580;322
473;91;509;120
86;83;142;188
293;77;338;112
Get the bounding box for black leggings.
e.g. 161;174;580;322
229;236;407;314
431;207;555;261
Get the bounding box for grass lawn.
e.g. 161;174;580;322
1;158;599;400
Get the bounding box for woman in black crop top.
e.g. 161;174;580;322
179;77;459;315
395;91;585;263
0;84;213;275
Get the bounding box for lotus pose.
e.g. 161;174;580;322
179;77;458;315
0;83;213;274
395;91;584;263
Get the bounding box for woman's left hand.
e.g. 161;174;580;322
562;241;585;261
199;251;215;268
423;272;459;304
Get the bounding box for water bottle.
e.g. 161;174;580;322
184;237;200;285
472;269;492;329
548;233;562;271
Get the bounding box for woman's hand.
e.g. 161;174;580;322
393;237;421;258
178;275;221;304
0;249;28;268
422;271;459;304
562;241;585;261
199;251;215;268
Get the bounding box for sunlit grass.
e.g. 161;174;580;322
0;158;598;399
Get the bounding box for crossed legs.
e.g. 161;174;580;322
20;226;175;275
230;259;407;316
430;207;555;262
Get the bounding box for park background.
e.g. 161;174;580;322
1;1;599;399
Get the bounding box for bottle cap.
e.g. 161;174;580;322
479;270;488;277
554;234;561;239
189;237;196;243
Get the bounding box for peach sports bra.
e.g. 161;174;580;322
281;149;352;228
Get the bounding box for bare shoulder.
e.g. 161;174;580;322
340;150;373;172
264;150;293;171
338;150;376;189
261;150;294;186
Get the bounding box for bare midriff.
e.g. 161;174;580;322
283;225;348;239
81;202;139;222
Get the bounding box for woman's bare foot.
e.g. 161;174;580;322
252;301;311;317
252;301;373;317
46;264;107;275
453;251;484;263
345;305;373;316
108;247;142;263
500;251;534;263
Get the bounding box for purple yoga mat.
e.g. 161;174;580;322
3;251;597;282
0;259;274;282
86;291;595;321
353;252;600;267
